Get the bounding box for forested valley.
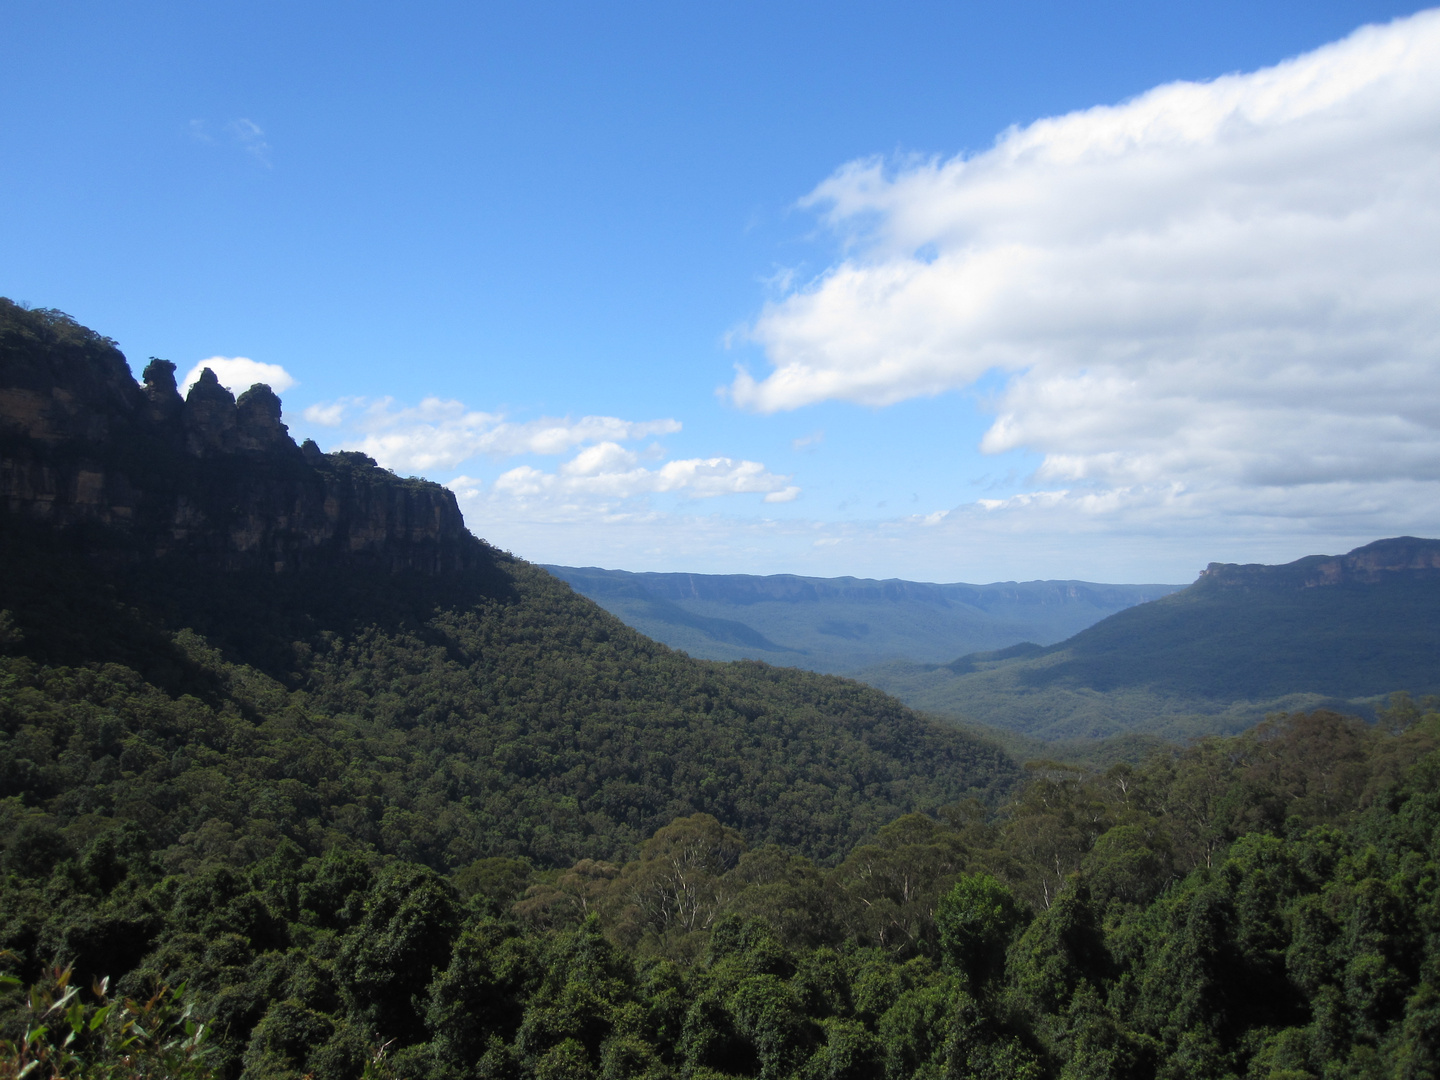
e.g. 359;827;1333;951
6;639;1440;1080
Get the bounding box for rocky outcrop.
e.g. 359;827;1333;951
1197;536;1440;590
0;299;482;572
1305;537;1440;584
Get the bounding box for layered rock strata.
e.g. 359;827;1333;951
0;300;479;572
1198;536;1440;590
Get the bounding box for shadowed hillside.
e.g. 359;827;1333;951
0;300;1019;873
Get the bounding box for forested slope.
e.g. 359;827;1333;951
0;301;1016;870
0;518;1014;872
862;537;1440;740
6;691;1440;1080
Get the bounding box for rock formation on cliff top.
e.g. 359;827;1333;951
1196;536;1440;589
0;299;481;572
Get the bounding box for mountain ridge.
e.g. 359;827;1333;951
860;536;1440;740
1198;534;1440;588
544;564;1182;674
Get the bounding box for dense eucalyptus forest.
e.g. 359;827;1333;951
5;641;1440;1080
3;303;1440;1079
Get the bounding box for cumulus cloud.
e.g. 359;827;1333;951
182;357;297;396
734;10;1440;519
488;446;796;505
306;396;684;473
302;399;354;427
302;394;797;512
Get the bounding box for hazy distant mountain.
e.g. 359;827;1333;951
543;565;1182;674
859;537;1440;740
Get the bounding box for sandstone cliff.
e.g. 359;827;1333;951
0;300;481;572
1197;536;1440;590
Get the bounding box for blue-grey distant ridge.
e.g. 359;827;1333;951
543;565;1182;675
859;536;1440;741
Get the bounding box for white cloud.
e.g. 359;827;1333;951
733;9;1440;529
764;486;801;503
302;394;797;514
446;474;486;500
306;396;685;472
182;356;297;396
302;398;364;427
485;446;795;506
227;118;270;165
976;490;1073;512
561;441;640;477
187;118;271;165
652;457;793;498
454;481;1440;583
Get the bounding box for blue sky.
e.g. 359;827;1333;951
4;1;1437;582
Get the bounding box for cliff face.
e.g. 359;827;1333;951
0;300;481;572
1197;536;1440;590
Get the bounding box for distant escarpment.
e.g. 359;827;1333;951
0;300;477;572
545;564;1181;673
1198;535;1440;588
862;537;1440;740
